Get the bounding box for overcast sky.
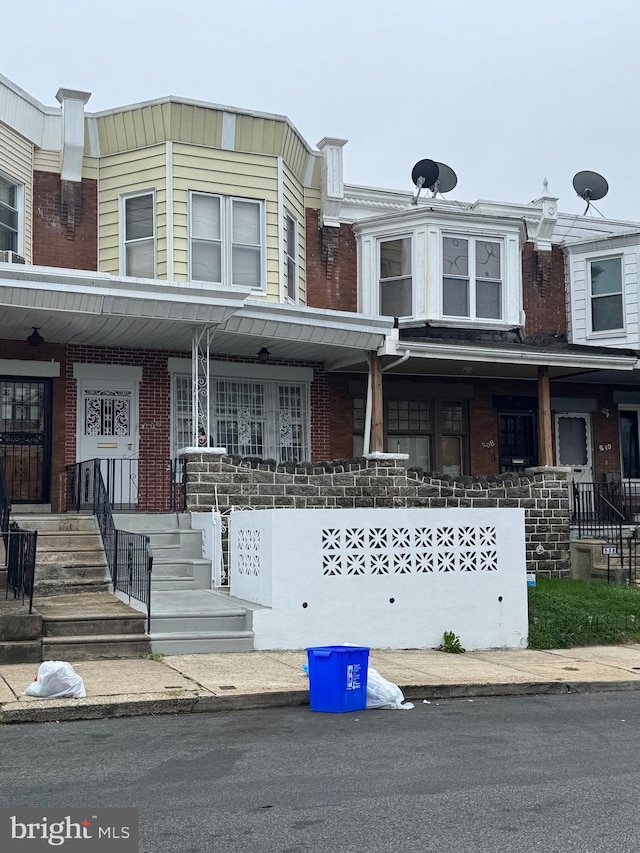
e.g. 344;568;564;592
4;0;640;220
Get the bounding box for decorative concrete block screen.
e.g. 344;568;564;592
229;507;528;651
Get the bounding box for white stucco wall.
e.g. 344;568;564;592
229;507;528;651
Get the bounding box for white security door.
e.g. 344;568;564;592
555;412;593;484
77;380;139;506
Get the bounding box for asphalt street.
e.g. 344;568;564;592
2;693;640;852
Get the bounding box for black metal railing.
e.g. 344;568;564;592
66;459;153;632
69;457;186;512
1;460;37;612
6;522;37;612
572;482;625;567
0;457;10;555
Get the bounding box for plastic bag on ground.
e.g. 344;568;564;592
366;666;413;710
23;661;86;699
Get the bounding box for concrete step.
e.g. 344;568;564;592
151;560;211;589
112;512;190;532
150;631;254;655
12;514;97;532
150;610;248;633
36;549;108;565
42;614;147;637
146;533;203;560
42;634;151;661
0;639;41;664
36;532;103;550
34;579;110;597
35;564;109;583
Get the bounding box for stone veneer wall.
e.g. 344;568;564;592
184;455;571;577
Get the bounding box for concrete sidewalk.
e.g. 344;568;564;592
3;645;640;724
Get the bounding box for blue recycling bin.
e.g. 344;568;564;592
306;645;369;713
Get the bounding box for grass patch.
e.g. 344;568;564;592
528;578;640;649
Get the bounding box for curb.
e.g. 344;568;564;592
3;679;640;724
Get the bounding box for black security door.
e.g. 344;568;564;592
0;378;52;502
498;411;538;472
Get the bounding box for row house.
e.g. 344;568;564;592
0;73;639;514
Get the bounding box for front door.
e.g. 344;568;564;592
0;378;52;503
77;380;139;506
555;412;593;484
498;411;538;472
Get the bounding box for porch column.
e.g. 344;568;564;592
537;365;553;466
191;326;214;447
369;351;384;454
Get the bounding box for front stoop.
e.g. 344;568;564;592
37;593;151;661
10;513;151;660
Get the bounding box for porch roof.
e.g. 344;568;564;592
0;265;393;368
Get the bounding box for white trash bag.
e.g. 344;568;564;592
366;666;413;711
23;661;86;699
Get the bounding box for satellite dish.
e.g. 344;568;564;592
572;170;609;214
429;162;458;195
411;159;439;203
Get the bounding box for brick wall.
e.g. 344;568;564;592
32;172;98;270
305;209;358;311
184;455;571;576
522;243;567;336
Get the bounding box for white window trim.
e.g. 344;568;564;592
189;191;266;292
119;190;156;278
0;170;24;255
285;211;298;302
441;233;504;322
377;234;414;319
586;252;626;338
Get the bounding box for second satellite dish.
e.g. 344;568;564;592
573;170;609;214
430;162;458;195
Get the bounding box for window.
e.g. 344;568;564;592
590;257;623;332
122;193;155;277
172;374;310;462
285;213;297;300
379;237;412;317
190;193;264;289
443;236;502;319
620;410;640;479
352;396;468;473
0;175;19;252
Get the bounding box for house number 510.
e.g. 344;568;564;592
598;444;612;451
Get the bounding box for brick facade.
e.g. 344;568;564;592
184;455;571;576
522;243;567;337
305;209;358;312
32;172;98;270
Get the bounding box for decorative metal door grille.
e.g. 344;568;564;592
0;378;51;502
83;388;131;436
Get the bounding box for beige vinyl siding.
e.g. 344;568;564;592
304;156;322;208
95;103;223;155
283;163;306;304
172;143;280;298
97;144;167;276
0;121;34;261
33;149;61;173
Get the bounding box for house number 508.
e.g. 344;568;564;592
598;444;612;451
481;440;495;448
